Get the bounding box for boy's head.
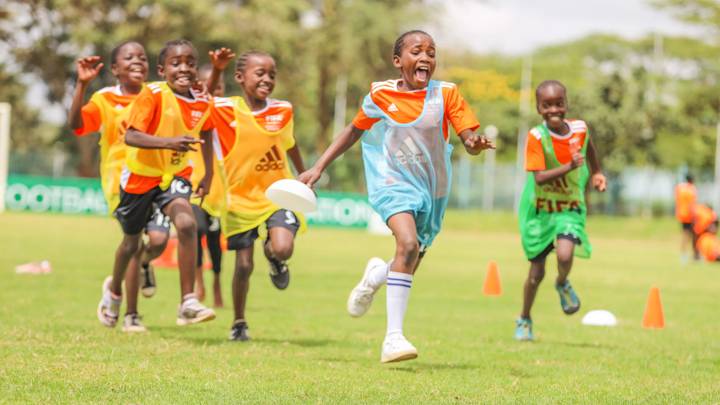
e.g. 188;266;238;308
536;80;568;130
157;39;198;95
234;51;276;102
110;41;148;87
392;30;436;90
199;64;224;97
686;174;694;184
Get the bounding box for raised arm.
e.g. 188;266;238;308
68;56;103;130
297;124;364;187
206;48;235;95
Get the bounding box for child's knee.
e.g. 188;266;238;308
270;240;294;261
396;237;420;267
119;236;141;257
234;258;254;279
174;212;197;237
529;266;545;286
146;231;169;256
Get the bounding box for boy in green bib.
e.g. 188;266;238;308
515;80;606;341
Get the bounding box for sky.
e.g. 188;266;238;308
428;0;702;54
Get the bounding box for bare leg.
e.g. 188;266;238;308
555;238;575;285
265;227;295;262
232;247;254;321
111;233;142;296
520;258;546;320
125;246;142;314
386;213;421;275
143;230;169;265
163;199;197;300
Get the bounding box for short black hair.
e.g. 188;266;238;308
110;41;144;65
393;30;433;57
235;50;273;72
158;39;197;66
686;174;694;183
535;80;567;101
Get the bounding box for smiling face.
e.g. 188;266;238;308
157;44;198;95
111;42;148;88
536;83;568;132
393;33;436;91
235;54;276;103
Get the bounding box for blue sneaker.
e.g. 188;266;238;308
514;318;533;341
555;280;581;315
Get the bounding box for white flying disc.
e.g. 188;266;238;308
265;179;317;213
581;310;617;327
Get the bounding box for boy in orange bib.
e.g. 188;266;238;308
97;39;217;328
68;41;170;332
208;49;306;341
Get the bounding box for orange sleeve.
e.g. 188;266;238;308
202;101;215;131
444;86;480;135
73;101;102;136
525;132;546;171
210;105;235;157
126;86;158;134
351;107;380;130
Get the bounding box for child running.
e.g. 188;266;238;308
97;39;217;328
68;41;170;333
189;61;231;307
298;30;493;363
515;80;607;341
207;48;307;341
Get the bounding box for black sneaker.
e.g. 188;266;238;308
268;256;290;290
140;263;157;298
229;321;250;341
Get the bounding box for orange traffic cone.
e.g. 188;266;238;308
482;261;502;296
153;237;178;268
642;286;665;329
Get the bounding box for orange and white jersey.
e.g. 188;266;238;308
75;85;139;213
122;81;213;194
525;120;588;171
352;79;479;141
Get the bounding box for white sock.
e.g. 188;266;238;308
367;260;391;289
386;271;413;337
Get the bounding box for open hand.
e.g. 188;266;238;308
209;48;236;71
76;56;103;84
464;134;495;154
165;136;203;152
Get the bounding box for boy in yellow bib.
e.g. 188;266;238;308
208;49;306;341
68;41;170;332
97;39;217;327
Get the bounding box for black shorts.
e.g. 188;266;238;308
115;177;192;235
227;209;300;250
530;233;581;263
145;206;171;234
681;222;693;231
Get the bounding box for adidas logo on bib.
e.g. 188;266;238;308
388;103;399;112
255;145;285;171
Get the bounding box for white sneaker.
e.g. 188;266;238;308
347;257;386;317
122;313;147;333
176;296;216;326
97;276;121;327
381;333;418;363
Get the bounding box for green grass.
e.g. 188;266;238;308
1;211;718;404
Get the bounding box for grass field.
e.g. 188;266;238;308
1;211;719;403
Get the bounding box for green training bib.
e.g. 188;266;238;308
518;123;592;260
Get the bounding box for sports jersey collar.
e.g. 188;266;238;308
543;120;573;139
394;79;428;93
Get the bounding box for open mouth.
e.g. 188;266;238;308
127;65;146;79
175;75;192;87
257;83;272;95
414;66;430;83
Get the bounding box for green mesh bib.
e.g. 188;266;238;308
518;124;591;260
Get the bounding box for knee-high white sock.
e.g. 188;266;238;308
386;271;413;336
367;260;391;289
